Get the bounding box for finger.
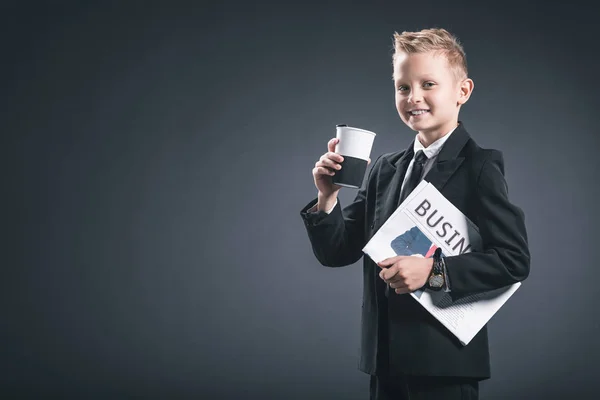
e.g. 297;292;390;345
314;160;336;174
378;256;408;268
389;280;409;289
327;138;339;153
313;166;336;177
318;154;343;170
379;267;399;281
395;287;411;295
388;273;407;284
367;157;371;165
377;259;390;268
378;257;397;268
321;151;344;164
387;275;408;287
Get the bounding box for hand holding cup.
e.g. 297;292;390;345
312;138;344;198
312;125;376;210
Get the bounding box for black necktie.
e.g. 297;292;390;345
398;150;428;206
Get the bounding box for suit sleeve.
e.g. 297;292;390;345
444;150;530;298
299;154;383;267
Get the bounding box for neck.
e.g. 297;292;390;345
417;121;459;147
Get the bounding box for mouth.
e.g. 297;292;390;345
407;109;430;117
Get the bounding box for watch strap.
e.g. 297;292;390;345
427;248;445;290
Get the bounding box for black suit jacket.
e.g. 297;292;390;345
300;122;530;379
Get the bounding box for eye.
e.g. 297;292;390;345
397;85;408;92
423;82;436;88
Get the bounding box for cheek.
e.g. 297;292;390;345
431;91;454;109
395;95;405;110
396;98;407;119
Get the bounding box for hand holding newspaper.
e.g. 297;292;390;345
362;180;520;346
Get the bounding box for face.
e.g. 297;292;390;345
393;51;472;139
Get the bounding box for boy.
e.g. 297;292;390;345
300;28;530;400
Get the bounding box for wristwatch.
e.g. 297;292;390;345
427;248;445;291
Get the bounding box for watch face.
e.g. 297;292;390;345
428;274;444;288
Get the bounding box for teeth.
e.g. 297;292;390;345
410;110;429;115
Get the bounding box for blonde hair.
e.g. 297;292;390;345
392;28;468;81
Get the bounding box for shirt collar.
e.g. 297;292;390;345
413;125;458;159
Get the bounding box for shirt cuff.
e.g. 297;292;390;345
307;199;338;214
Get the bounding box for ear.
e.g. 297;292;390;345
457;78;474;106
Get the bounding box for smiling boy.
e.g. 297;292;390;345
300;28;530;400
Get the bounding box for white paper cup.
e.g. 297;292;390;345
333;124;376;188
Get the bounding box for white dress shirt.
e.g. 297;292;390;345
402;126;457;192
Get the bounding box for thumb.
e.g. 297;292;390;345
367;157;371;165
328;138;339;153
377;257;393;268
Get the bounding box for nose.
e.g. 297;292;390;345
408;88;423;104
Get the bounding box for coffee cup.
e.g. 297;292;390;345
333;124;376;189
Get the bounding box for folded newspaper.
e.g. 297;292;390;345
362;180;520;346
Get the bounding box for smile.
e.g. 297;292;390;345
408;109;430;116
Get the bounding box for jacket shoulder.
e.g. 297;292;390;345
461;138;505;176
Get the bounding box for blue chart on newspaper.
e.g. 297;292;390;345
362;181;521;346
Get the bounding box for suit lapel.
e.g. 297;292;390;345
423;122;471;192
424;159;464;192
374;146;414;230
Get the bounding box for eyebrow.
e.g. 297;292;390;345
396;74;437;81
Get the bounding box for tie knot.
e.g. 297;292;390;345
414;150;428;165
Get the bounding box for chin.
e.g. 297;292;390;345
409;121;433;132
402;118;418;131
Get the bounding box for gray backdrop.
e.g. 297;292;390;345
3;1;599;399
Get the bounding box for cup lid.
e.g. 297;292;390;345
336;125;376;136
